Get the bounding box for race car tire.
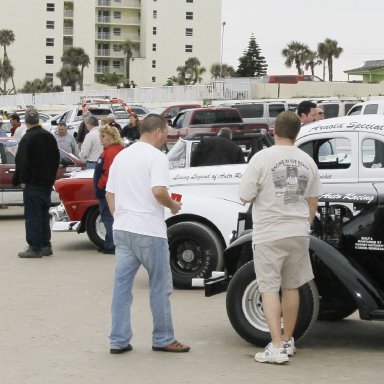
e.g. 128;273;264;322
168;222;224;289
226;260;319;347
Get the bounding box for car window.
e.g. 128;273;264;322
0;141;18;164
299;138;351;169
348;105;362;116
344;103;356;115
268;104;285;118
215;109;242;123
167;140;187;169
322;104;339;118
234;104;263;118
363;104;378;114
362;138;384;168
173;112;185;128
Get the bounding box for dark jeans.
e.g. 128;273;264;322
99;197;114;250
23;184;52;252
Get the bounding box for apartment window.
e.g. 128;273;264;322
45;73;54;83
113;27;121;36
186;12;193;20
46;38;54;46
46;56;54;64
186;28;193;37
152;43;157;52
153;27;157;35
46;3;55;11
153;10;157;19
114;11;121;19
152;60;156;68
113;44;121;52
46;20;54;29
185;45;193;53
112;60;121;69
186;0;194;2
152;76;156;82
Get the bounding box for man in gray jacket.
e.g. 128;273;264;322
53;122;79;156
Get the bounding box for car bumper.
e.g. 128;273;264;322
192;272;229;297
50;204;81;232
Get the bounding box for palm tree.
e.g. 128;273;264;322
56;66;80;91
1;57;14;93
0;29;16;93
120;39;137;86
318;39;343;82
282;41;310;75
210;63;235;79
183;57;206;84
304;50;322;76
61;47;90;90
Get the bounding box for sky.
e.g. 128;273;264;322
221;0;384;81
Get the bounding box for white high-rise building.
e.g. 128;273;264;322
1;0;221;89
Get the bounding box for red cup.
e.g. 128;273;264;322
171;193;182;202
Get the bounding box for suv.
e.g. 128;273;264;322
317;99;360;118
347;99;384;116
202;114;384;347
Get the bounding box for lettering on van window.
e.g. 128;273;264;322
172;171;243;183
308;121;384;133
355;237;384;251
319;193;375;204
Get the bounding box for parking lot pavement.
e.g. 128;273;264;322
1;207;384;384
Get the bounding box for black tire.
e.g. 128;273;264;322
226;261;319;347
168;222;224;289
85;207;105;249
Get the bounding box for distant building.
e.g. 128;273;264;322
344;60;384;83
2;0;221;89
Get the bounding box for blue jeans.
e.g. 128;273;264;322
23;184;52;252
98;197;114;250
109;230;175;349
86;162;97;169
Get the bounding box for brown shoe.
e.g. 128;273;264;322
152;340;190;353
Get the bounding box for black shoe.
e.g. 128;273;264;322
102;248;115;254
18;247;42;258
110;344;133;354
41;245;53;256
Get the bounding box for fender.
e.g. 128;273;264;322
223;232;384;319
309;236;384;319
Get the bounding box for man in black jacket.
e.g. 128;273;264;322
190;128;245;167
13;108;60;258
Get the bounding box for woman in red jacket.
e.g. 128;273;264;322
94;125;125;254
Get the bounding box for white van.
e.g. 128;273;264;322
346;99;384;116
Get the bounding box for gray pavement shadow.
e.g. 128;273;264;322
299;316;384;351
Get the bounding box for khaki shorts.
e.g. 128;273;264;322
253;236;314;293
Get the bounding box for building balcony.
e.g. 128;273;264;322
96;49;125;58
97;0;141;8
64;10;74;18
96;32;140;42
96;16;140;25
95;65;124;74
63;27;74;36
63;44;73;51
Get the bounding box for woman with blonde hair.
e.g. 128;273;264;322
93;125;124;254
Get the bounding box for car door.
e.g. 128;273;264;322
359;132;384;182
0;141;23;204
296;132;359;184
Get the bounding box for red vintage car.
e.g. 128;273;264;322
0;137;85;206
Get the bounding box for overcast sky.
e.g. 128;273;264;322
221;0;384;80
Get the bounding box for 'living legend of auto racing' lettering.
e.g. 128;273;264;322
320;192;376;204
172;171;243;184
271;159;310;204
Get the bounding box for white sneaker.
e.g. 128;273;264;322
283;337;296;357
254;343;289;364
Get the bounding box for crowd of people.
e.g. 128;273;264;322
10;100;325;363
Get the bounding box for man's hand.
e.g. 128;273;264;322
152;186;182;215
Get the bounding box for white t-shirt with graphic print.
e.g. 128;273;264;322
239;145;323;244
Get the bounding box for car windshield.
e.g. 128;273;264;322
167;140;187;169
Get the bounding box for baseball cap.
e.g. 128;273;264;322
24;107;40;125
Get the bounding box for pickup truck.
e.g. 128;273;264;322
200;114;384;347
167;107;269;143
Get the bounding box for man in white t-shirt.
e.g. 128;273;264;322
106;114;190;354
239;111;322;364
